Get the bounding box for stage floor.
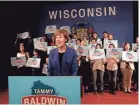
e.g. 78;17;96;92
0;89;138;104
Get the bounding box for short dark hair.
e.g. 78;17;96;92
123;42;131;51
93;32;98;35
95;44;102;49
33;49;39;53
108;44;115;48
77;39;81;42
103;31;108;34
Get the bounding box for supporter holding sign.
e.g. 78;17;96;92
106;44;120;95
16;43;30;76
104;34;118;49
120;43;135;94
134;37;139;92
90;44;106;94
92;32;101;42
27;49;42;76
106;44;122;60
77;40;91;95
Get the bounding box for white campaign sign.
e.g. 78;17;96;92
89;49;105;60
122;51;138;62
26;58;41;68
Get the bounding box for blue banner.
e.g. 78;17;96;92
38;1;133;47
8;76;81;104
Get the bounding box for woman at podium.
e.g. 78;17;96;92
47;29;78;76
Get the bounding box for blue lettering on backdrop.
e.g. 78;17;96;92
38;1;133;47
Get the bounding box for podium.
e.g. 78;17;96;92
8;76;81;104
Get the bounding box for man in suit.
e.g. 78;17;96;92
101;31;109;48
47;29;78;76
134;37;139;92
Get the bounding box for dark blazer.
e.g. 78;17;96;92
101;38;105;48
48;46;78;76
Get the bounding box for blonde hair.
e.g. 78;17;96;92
81;40;87;46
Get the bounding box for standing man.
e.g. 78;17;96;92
101;31;109;48
48;29;78;76
134;37;139;92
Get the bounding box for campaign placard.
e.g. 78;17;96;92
47;46;57;54
88;44;97;49
33;37;46;43
106;48;123;59
66;43;75;48
132;43;139;51
89;49;105;60
88;41;102;49
60;26;71;34
34;42;48;52
104;40;118;49
17;32;30;39
76;46;89;56
10;57;26;66
122;51;138;62
26;58;41;68
45;25;57;34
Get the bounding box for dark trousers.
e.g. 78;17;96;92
16;67;31;76
32;68;42;76
108;70;118;91
134;62;138;91
92;70;104;91
134;69;138;91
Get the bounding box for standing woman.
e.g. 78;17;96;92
92;32;101;42
71;34;77;44
17;43;30;76
32;49;42;76
76;39;81;46
76;39;81;70
83;36;89;45
50;35;56;46
78;40;91;94
90;44;106;94
108;34;114;40
42;57;49;76
48;29;78;76
120;43;135;93
106;44;119;95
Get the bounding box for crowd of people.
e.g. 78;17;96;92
12;29;139;96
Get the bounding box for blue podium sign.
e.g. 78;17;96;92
8;76;81;104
